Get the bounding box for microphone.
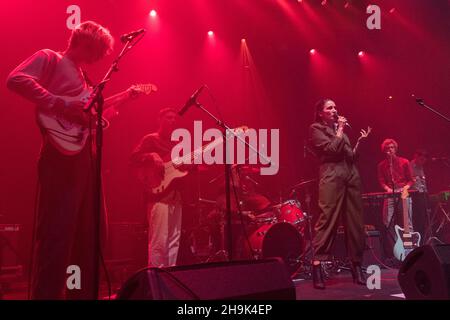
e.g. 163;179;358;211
335;114;351;128
178;85;205;116
120;29;146;43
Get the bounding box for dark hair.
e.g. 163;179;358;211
314;98;333;122
158;107;177;119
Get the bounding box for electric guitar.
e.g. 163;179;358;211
137;127;248;197
393;188;421;261
37;83;157;155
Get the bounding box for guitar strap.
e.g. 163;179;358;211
81;69;94;88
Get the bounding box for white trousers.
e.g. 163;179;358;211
383;197;413;230
147;201;182;267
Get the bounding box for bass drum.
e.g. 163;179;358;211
249;222;304;275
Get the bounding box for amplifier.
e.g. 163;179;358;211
106;222;147;267
332;227;384;267
0;224;21;268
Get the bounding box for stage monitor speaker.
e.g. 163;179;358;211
116;258;296;300
398;244;450;300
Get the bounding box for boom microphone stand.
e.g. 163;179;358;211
83;31;145;299
182;94;273;262
415;98;450;124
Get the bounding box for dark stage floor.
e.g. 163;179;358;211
1;268;404;300
293;268;403;300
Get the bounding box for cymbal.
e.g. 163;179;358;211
290;178;317;190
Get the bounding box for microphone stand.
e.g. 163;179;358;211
386;155;400;248
191;100;272;262
415;99;450;124
84;33;144;299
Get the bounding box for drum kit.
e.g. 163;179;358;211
190;170;317;276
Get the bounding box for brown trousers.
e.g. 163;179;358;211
312;162;365;263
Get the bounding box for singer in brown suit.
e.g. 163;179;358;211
308;98;370;289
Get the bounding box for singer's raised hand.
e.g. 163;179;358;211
358;126;372;141
353;126;372;154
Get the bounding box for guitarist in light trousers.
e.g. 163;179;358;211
130;107;188;268
377;138;415;263
6;21;116;299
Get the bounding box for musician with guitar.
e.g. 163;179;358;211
130;107;190;268
377;139;417;262
6;21;152;299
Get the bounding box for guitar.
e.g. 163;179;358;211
37;83;157;155
137;127;247;197
393;188;421;261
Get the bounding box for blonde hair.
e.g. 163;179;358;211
68;21;114;60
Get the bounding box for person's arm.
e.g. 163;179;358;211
130;135;158;166
6;50;60;110
130;135;165;188
378;162;393;193
352;127;372;154
403;159;415;190
309;124;346;156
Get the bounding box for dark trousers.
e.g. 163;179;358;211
32;143;100;299
312;163;365;263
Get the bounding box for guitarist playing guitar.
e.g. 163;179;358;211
6;21;153;299
130;107;188;268
130;108;248;268
377;138;418;263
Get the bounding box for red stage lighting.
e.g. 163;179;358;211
149;10;157;17
241;38;246;43
208;30;214;37
321;0;327;6
310;49;316;55
344;2;350;9
358;51;365;57
389;8;396;14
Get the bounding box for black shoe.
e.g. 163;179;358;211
312;263;325;290
351;263;366;285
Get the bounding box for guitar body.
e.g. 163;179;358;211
138;127;247;197
37;89;92;155
36;83;157;156
150;162;188;195
392;189;421;261
393;225;421;261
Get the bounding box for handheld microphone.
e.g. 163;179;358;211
178;85;206;116
120;29;146;43
335;114;351;128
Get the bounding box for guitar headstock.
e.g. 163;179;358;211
129;83;158;96
230;125;249;135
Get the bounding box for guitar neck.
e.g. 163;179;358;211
173;136;224;166
103;90;130;110
172;128;243;166
402;197;410;233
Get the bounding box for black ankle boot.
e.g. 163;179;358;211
312;263;325;289
351;263;366;285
